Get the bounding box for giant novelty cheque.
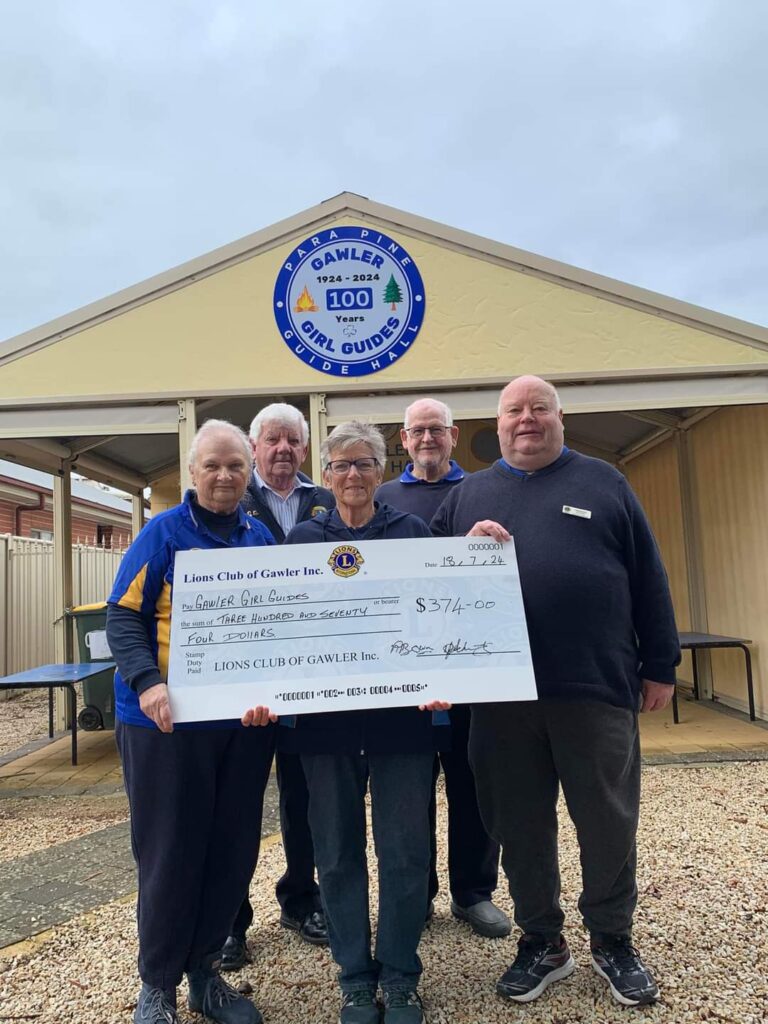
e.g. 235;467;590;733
167;537;536;722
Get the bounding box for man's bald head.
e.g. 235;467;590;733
497;376;565;471
497;376;562;415
401;397;458;482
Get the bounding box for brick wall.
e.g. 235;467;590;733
0;497;132;547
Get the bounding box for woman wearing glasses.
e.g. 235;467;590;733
281;421;450;1024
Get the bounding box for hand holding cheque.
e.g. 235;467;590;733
167;536;536;723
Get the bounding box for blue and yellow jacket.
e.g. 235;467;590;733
107;491;275;727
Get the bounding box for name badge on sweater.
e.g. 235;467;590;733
562;505;592;519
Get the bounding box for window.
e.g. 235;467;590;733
97;524;114;549
30;529;54;542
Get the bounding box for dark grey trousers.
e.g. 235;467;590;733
468;699;640;943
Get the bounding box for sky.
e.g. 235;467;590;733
1;0;766;344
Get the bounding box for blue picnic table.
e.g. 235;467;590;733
0;663;116;766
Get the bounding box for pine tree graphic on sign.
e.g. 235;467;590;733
383;275;403;311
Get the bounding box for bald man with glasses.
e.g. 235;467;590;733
376;399;511;941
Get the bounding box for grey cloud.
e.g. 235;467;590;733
1;0;766;341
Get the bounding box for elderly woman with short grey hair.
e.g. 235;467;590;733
107;419;277;1024
280;421;450;1024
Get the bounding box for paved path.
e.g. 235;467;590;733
0;773;282;949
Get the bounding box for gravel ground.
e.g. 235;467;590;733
0;690;50;759
1;761;766;1023
0;792;129;863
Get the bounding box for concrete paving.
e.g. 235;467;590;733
0;761;281;950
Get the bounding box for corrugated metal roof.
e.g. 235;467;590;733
0;459;134;513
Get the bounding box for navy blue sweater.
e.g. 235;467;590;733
375;461;465;523
279;502;450;755
430;452;680;710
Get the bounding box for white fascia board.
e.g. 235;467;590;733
325;373;768;423
0;404;180;439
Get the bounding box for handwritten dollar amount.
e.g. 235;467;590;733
415;597;495;614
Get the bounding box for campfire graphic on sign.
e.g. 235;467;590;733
294;285;319;313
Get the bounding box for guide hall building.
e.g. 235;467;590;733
0;193;766;719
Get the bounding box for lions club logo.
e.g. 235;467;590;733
273;226;426;378
328;544;365;578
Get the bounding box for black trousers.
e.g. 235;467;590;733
230;749;321;936
427;704;500;908
117;721;275;989
468;700;640;942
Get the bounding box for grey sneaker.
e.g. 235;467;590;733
591;936;659;1006
187;968;262;1024
339;988;381;1024
382;989;424;1024
496;934;575;1002
134;983;178;1024
451;899;512;938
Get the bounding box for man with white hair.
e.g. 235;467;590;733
221;403;333;969
376;398;511;940
431;376;679;1008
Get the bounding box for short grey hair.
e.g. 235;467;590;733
321;421;387;468
249;403;309;445
188;419;252;468
403;397;454;429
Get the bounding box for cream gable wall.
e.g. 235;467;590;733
1;214;766;402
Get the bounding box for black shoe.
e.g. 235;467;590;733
280;908;329;946
187;968;262;1024
220;934;250;972
496;934;575;1003
339;988;381;1024
382;988;424;1024
591;936;660;1006
134;983;178;1023
451;899;512;938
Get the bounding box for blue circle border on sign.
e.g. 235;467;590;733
273;226;426;377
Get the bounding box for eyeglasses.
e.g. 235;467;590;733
403;426;449;439
325;458;379;476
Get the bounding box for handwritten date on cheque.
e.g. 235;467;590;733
167;537;537;722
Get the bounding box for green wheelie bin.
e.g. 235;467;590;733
68;602;115;731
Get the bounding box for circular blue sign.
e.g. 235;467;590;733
273;226;425;377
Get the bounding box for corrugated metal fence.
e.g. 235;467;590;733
0;534;125;688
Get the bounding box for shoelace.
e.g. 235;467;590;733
343;990;376;1007
205;974;241;1009
141;988;176;1023
384;990;421;1008
599;940;644;973
513;939;549;970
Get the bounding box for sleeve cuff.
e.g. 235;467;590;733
133;669;164;695
639;664;677;686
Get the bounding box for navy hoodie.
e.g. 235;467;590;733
279;502;451;755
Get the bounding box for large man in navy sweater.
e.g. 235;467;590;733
431;376;679;1009
376;399;511;940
